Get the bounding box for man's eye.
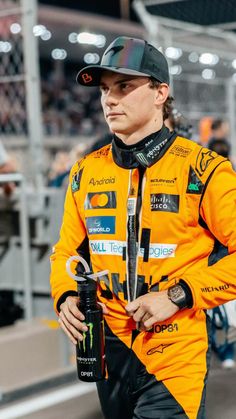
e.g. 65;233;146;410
100;86;108;93
120;83;129;90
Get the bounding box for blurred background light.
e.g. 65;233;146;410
188;52;199;63
199;53;219;66
201;68;216;79
51;48;67;60
165;47;182;60
0;41;12;53
77;32;106;48
33;24;47;37
232;59;236;69
83;53;100;64
40;30;52;41
10;22;21;34
68;32;78;44
170;65;182;75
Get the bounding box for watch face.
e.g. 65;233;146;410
168;284;187;309
170;285;185;300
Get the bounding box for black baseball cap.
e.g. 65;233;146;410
76;36;170;86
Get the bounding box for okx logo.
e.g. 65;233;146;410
186;167;204;194
86;216;116;235
84;191;116;209
150;193;179;213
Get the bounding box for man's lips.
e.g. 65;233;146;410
106;112;125;118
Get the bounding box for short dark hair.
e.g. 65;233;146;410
211;118;224;131
149;78;174;121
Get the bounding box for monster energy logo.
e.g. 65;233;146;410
82;322;94;352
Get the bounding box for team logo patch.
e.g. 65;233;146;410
71;168;83;193
195;149;215;176
150;193;179;213
150;177;177;185
84;191;116;209
81;73;93;84
186;166;204;194
86;216;116;235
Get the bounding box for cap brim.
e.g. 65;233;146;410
76;65;150;86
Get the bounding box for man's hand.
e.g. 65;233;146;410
125;291;179;331
58;296;108;345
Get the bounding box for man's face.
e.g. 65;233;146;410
100;72;159;138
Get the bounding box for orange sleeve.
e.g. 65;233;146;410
182;160;236;309
50;162;87;314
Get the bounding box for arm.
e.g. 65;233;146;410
50;163;88;313
126;161;236;328
182;160;236;310
50;162;89;343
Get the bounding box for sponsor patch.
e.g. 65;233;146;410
86;216;115;235
94;147;110;158
186;166;204;194
139;243;177;259
195;149;215;177
201;284;230;293
84;191;116;209
89;176;115;186
147;343;173;355
170;145;191;158
90;240;125;255
71;168;83;193
150;177;177;186
89;240;177;259
150;193;179;213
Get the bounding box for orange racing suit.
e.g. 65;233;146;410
50;130;236;418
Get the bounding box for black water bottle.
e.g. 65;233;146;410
76;274;105;382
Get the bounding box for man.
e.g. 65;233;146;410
50;37;236;419
208;118;230;158
0;140;16;195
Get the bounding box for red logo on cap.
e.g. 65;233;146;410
82;73;93;84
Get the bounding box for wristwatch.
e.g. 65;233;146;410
167;284;188;309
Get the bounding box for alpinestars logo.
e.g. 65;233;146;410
196;149;215;176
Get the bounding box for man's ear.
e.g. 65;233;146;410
154;84;169;106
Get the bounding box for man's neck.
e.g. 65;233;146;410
115;121;163;146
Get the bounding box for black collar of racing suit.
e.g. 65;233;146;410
111;125;177;169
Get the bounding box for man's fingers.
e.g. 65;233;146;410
132;307;146;322
66;297;85;321
126;299;140;315
143;316;157;330
59;310;87;342
58;317;77;345
98;302;109;314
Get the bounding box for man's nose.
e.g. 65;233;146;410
104;91;119;106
